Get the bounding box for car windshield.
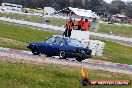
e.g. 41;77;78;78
67;38;83;47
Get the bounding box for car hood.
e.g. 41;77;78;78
29;42;43;45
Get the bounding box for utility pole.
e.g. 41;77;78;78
82;0;85;7
69;0;73;6
0;0;2;5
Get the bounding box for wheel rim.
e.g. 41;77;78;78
33;50;38;54
59;51;66;58
32;47;37;53
32;46;39;55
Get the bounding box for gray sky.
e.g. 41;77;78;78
104;0;132;3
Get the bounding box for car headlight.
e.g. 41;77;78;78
86;49;92;55
80;50;86;54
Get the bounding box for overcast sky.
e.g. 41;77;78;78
104;0;132;3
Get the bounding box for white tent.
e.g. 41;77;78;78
56;7;99;18
69;7;99;18
44;7;56;15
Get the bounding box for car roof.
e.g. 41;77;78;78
52;35;81;41
52;35;72;39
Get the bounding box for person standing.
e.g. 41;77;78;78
63;20;69;37
91;18;99;31
76;18;83;30
68;18;74;37
63;18;74;37
81;19;90;31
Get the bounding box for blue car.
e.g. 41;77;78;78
27;35;92;62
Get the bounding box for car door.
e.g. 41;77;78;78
50;37;64;55
42;36;56;53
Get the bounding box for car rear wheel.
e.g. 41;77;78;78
59;51;66;59
31;46;40;55
76;57;83;62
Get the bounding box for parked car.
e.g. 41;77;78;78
27;35;92;62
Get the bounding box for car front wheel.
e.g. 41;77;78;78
31;46;40;55
59;51;66;59
76;57;83;62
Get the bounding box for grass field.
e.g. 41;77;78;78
93;41;132;64
0;13;65;27
0;22;54;50
97;24;132;38
0;14;132;88
0;13;132;37
0;61;132;88
0;22;132;64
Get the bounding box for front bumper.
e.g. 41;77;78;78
27;46;30;49
72;53;92;58
27;45;31;49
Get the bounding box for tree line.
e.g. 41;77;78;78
1;0;132;18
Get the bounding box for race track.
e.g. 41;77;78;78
0;47;132;75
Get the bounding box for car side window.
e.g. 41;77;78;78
61;39;65;45
54;37;63;44
45;37;56;44
67;38;83;47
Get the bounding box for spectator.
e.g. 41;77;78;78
63;18;74;37
75;18;83;30
91;18;99;31
63;20;69;37
68;18;74;37
81;19;90;31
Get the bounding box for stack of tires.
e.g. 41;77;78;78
81;40;105;56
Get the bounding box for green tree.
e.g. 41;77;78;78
57;0;70;9
72;0;82;8
88;0;108;13
111;0;126;14
125;1;132;18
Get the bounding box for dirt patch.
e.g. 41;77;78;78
0;52;132;76
0;52;82;73
0;37;27;47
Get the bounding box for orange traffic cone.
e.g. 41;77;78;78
81;67;91;86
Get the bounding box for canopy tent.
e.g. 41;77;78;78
44;7;56;15
56;7;99;18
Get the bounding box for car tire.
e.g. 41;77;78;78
59;51;66;59
45;54;52;57
31;46;40;55
76;57;83;62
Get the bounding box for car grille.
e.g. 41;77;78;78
74;48;92;55
80;50;86;54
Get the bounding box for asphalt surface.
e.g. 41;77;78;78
0;47;132;75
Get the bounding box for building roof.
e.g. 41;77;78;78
116;14;128;18
56;7;99;18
